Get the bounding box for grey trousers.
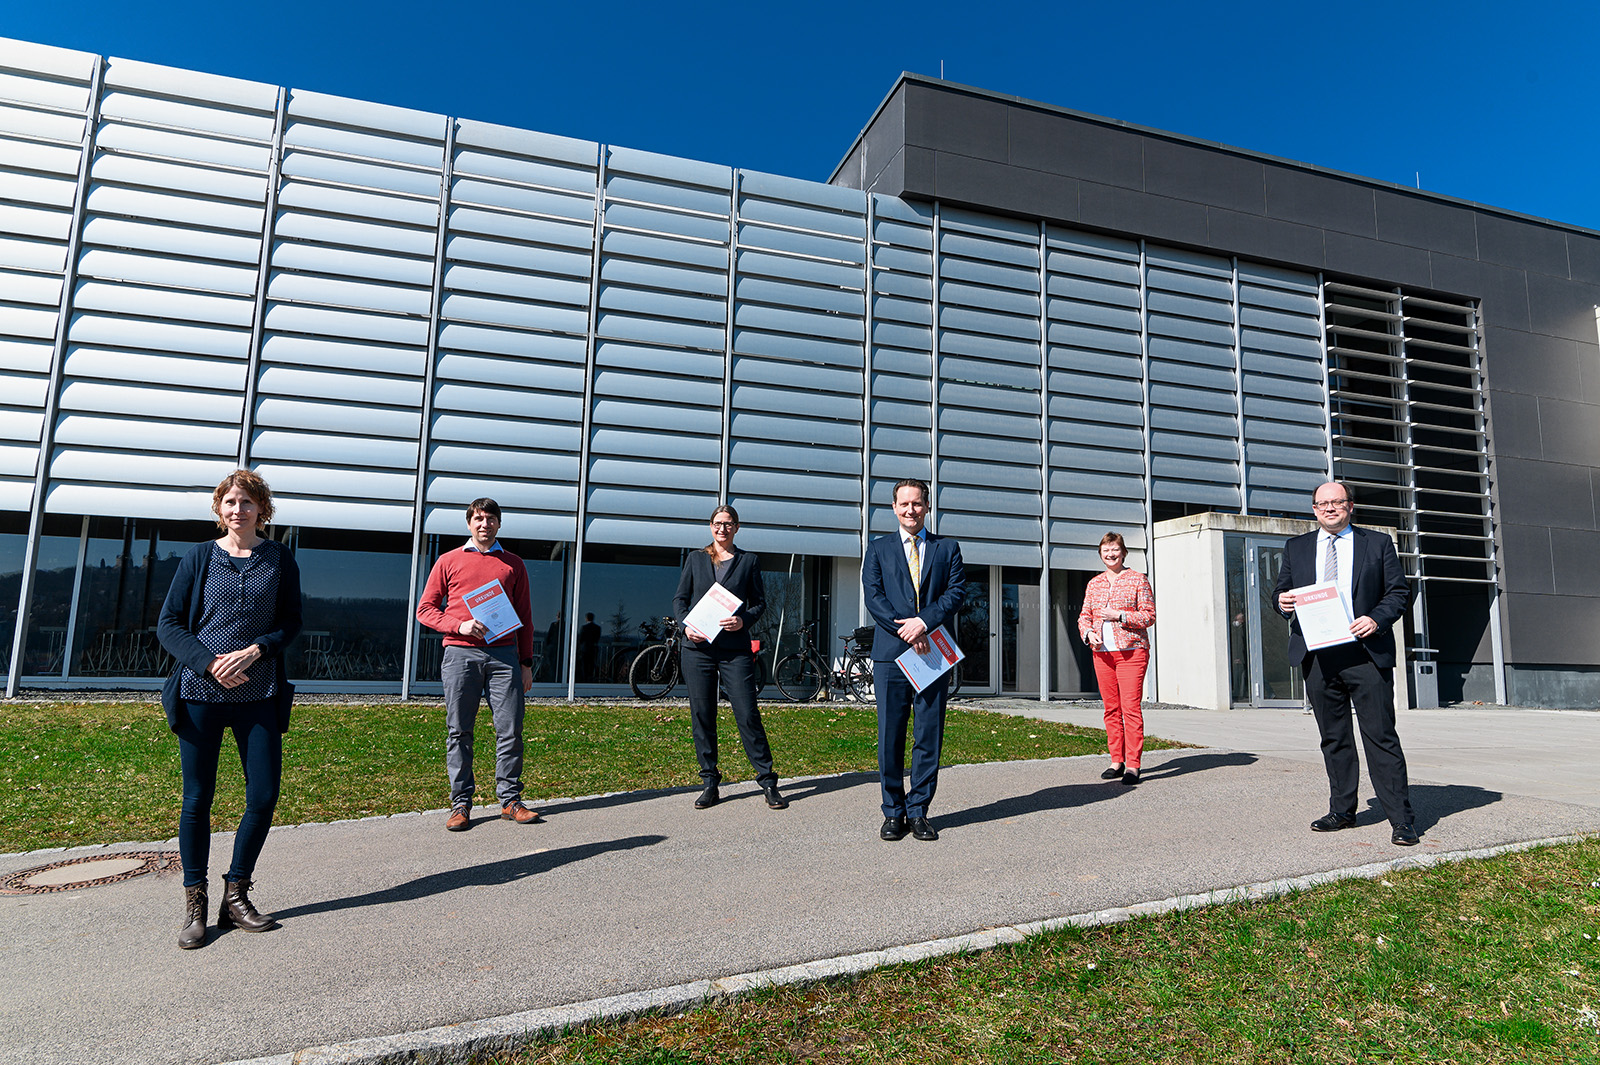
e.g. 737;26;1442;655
442;644;525;807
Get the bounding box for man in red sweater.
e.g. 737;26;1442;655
416;498;539;831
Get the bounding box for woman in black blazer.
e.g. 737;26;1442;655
672;504;786;811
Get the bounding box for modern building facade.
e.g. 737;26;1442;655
2;37;1597;705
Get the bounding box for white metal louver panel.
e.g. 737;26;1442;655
1044;228;1148;568
1145;246;1240;511
47;55;277;520
935;207;1042;566
0;37;94;512
1238;263;1326;515
256;89;445;534
1401;292;1492;584
586;146;731;548
728;170;865;556
423;119;597;541
867;194;933;538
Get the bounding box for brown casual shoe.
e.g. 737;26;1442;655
446;804;471;832
501;800;542;824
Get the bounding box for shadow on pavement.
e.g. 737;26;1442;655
935;781;1129;831
270;835;666;921
1136;751;1259;780
1377;782;1501;834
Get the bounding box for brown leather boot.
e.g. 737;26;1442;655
217;877;278;932
178;884;207;949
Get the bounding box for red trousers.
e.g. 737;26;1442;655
1093;648;1148;769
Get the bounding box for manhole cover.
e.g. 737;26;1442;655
0;851;179;894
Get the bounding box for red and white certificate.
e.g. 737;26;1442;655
1291;581;1356;650
683;582;743;643
464;579;523;642
895;624;965;692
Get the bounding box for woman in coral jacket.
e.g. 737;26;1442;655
1078;531;1155;785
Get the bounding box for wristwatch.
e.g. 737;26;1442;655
520;658;534;668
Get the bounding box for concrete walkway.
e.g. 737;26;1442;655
1;701;1595;1065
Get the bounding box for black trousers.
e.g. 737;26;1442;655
680;643;775;787
1303;644;1413;827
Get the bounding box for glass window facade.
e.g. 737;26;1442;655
0;513;27;676
69;518;211;678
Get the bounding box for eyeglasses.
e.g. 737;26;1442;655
711;521;736;530
1311;500;1350;511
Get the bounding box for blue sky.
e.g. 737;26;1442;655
8;1;1600;231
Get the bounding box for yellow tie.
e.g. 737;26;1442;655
908;535;921;609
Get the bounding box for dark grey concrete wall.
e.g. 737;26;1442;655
832;76;1600;696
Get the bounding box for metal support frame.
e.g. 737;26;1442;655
859;194;875;626
1136;241;1155;699
1316;272;1334;481
56;516;90;678
565;144;608;700
719;171;738;502
400;114;456;700
1036;220;1051;702
7;55;104;699
237;86;288;469
1231;257;1246;515
929;202;942;532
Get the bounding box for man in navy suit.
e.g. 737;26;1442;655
1273;481;1418;846
862;478;966;842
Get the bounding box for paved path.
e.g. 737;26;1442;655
1;702;1595;1065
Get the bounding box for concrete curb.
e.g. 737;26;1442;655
221;833;1592;1065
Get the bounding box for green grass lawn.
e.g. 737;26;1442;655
500;838;1600;1065
0;699;1149;852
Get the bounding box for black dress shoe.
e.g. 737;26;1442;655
1121;768;1140;786
1310;812;1358;832
763;783;788;809
880;816;908;841
910;816;939;841
693;785;720;809
1100;765;1124;780
1391;823;1420;846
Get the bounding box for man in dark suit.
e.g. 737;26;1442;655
1273;481;1418;846
862;478;966;842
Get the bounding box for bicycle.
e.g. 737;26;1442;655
628;617;681;699
773;622;875;702
628;617;770;700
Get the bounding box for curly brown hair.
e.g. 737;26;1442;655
211;469;275;531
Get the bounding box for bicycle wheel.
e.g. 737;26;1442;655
845;656;874;702
774;653;825;702
628;644;678;700
752;655;769;697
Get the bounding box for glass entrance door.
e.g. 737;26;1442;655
1226;535;1304;706
955;568;992;693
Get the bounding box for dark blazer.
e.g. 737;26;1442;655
1272;525;1409;668
862;530;966;662
673;546;766;651
157;539;303;732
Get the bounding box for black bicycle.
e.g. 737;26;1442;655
773;622;875;702
628;617;681;699
628;617;770;700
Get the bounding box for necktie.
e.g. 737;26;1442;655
1323;535;1338;585
908;535;921;609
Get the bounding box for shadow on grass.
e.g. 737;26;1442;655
269;835;665;922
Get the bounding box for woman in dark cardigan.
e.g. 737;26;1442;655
157;469;302;949
672;504;786;811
